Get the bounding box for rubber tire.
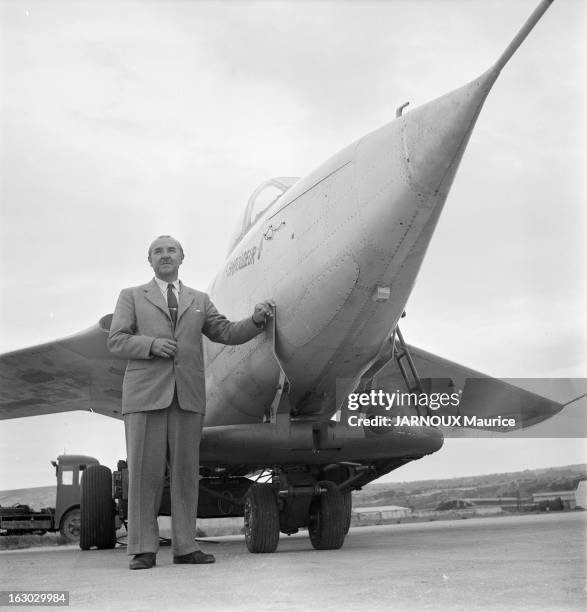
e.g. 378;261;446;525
342;490;352;534
80;465;116;550
244;483;280;553
59;507;81;543
309;481;347;550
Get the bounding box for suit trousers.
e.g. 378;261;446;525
124;393;203;556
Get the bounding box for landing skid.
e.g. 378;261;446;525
356;320;431;417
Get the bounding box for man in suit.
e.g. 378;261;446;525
108;235;273;570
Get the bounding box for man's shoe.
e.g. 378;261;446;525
173;550;215;564
129;553;156;570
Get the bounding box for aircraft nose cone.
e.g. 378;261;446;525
402;67;499;199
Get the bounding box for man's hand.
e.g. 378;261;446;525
150;338;178;358
252;300;275;327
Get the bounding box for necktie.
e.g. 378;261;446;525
167;283;178;326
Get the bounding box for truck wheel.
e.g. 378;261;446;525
60;508;81;543
80;465;116;550
244;483;279;553
342;490;352;534
309;481;347;550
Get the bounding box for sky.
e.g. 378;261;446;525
0;0;585;490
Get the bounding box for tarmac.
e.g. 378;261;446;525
1;512;585;611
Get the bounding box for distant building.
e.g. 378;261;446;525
575;481;587;509
353;505;410;523
532;490;577;511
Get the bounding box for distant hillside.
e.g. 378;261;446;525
1;464;585;513
354;464;587;510
0;486;55;510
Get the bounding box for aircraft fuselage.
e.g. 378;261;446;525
204;69;497;427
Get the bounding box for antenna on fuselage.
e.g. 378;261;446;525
396;102;410;118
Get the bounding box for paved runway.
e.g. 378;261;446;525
1;512;585;611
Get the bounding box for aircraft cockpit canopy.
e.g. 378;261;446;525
227;177;298;255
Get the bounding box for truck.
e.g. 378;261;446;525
0;455;262;549
0;455;99;542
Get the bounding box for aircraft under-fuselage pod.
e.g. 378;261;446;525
0;0;570;552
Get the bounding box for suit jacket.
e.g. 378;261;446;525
107;279;262;415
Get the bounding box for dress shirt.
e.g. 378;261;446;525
154;277;180;302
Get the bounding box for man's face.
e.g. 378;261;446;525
148;237;183;280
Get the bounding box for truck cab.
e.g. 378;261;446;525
52;455;99;542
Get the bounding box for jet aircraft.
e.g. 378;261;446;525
0;0;575;552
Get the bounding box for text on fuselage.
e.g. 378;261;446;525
225;246;258;277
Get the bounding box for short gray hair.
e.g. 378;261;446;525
148;235;184;258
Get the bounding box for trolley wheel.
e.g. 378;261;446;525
309;481;347;550
244;483;280;553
